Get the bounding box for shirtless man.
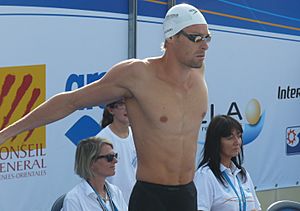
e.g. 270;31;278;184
0;3;210;211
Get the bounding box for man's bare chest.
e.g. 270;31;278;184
134;81;208;132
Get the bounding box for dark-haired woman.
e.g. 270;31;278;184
194;115;261;211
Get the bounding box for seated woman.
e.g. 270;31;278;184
62;137;127;211
194;115;261;211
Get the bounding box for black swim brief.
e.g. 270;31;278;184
128;180;197;211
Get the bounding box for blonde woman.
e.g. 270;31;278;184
63;137;127;211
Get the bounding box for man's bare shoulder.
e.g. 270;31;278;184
98;57;161;98
102;59;144;81
115;57;161;70
110;57;162;78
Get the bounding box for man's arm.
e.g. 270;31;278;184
0;60;135;145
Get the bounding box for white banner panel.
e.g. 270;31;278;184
0;6;128;211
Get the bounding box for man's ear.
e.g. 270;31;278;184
166;37;173;43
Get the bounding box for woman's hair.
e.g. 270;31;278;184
101;106;114;128
74;137;113;180
199;115;246;186
101;99;124;128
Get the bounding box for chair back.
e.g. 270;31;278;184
267;200;300;211
51;194;66;211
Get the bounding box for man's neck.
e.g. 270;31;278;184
159;54;196;86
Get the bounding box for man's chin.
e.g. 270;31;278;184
190;63;203;69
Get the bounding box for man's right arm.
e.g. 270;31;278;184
0;59;137;145
0;92;82;143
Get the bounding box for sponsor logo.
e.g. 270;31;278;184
0;65;46;181
64;72;105;145
200;98;265;145
189;9;198;14
286;126;300;155
242;99;265;145
277;85;300;100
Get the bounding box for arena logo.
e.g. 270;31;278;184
199;98;265;145
0;65;46;180
64;71;106;145
286;126;300;155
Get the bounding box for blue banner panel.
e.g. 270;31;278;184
0;0;128;14
139;0;300;37
177;0;300;37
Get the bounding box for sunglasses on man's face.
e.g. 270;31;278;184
96;153;118;162
180;30;211;43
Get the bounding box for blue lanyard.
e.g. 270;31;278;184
222;171;246;211
87;181;118;211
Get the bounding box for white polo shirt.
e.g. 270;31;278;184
62;179;128;211
194;163;261;211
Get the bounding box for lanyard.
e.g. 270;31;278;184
222;171;246;211
87;180;118;211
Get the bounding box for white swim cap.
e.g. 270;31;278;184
163;3;207;39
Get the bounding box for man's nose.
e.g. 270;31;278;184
201;41;209;51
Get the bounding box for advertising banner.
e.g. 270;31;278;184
0;0;300;210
